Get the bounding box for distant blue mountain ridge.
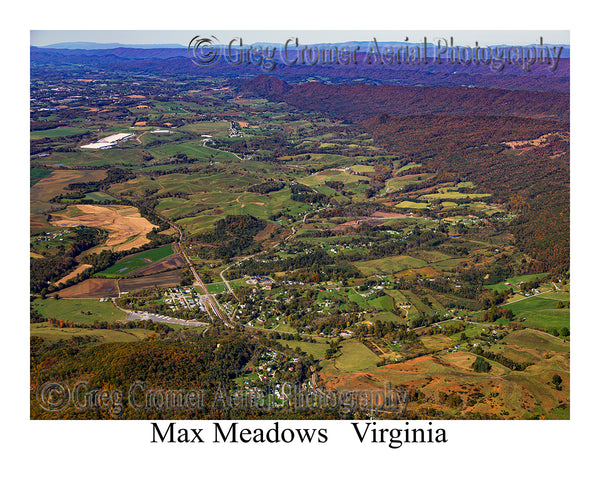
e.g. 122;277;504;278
41;42;186;49
37;40;570;57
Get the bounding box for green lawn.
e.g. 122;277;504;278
206;282;227;294
32;298;127;324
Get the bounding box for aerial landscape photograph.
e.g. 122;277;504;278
29;30;570;421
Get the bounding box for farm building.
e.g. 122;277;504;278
81;132;134;149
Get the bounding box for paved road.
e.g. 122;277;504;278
168;220;232;326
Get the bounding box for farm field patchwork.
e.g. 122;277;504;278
50;204;157;252
29;49;570;422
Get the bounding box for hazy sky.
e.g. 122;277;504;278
30;30;570;47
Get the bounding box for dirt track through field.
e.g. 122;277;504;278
54;264;92;286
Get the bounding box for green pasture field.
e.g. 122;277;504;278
420;191;492;200
206;282;227;294
487;343;542;365
346;290;369;310
395;200;429;209
30;127;91;139
156;197;212;219
30;323;154;344
368;294;395;312
271;322;297;333
298;170;369;187
502;292;570;331
179;120;230;137
366;311;404;323
354;255;426;275
228;278;255;288
98;244;174;276
84;191;117;202
350;164;375;173
385;173;433;192
413;250;455;263
32;298;127;324
485;274;548;292
169;189;308;234
384;289;410;305
176;215;226;235
138;131;186;146
112;172;258;199
146;141;238;163
502;329;570;353
320;339;380;374
277;338;330;358
39;147;144;167
401;290;436;317
425;294;449;315
30;168;52;187
396;162;422;172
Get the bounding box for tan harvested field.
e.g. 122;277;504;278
31;170;106;205
397;266;439;277
50;204;157;253
130;254;186;276
118;269;183;292
54;264;92;286
57;278;118;298
420;334;455;350
253;223;276;242
30;169;106;229
370;211;410;219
